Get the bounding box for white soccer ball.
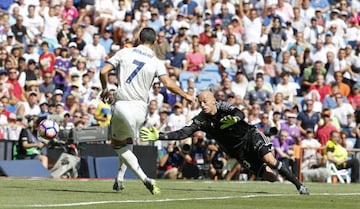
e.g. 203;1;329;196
38;119;60;140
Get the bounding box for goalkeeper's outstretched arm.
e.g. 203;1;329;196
158;124;198;140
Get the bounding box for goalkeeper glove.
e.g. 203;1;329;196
140;126;159;142
220;115;240;129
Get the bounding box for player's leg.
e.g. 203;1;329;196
111;101;160;194
253;130;309;195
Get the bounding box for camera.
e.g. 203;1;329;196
173;144;191;155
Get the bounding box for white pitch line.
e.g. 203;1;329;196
6;192;358;208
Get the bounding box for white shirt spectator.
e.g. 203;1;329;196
237;51;265;79
82;42;107;70
42;11;61;39
242;16;262;44
204;42;223;64
168;112;186;131
332;103;354;127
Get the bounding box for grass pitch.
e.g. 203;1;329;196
0;178;359;209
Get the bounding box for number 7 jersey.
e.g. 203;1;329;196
107;45;168;102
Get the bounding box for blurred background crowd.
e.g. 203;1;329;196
0;0;359;181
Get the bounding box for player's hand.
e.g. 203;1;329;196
220;115;240;129
100;88;109;103
140;126;159;142
184;94;195;105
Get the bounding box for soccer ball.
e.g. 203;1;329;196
38;119;60;140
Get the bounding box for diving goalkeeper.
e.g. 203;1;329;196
140;90;309;195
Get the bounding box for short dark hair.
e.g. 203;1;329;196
139;27;156;44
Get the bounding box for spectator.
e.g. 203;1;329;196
39;6;63;51
39;41;56;77
94;0;114;35
304;17;324;47
301;60;326;94
158;141;184;179
256;112;272;134
231;69;248;99
165;41;187;77
145;100;160;128
148;8;163;34
323;82;349;109
53;48;71;90
309;74;331;102
316;109;339;146
199;20;212;46
160;17;176;44
17;116;48;168
204;32;223;64
280;112;301;145
348;84;360;110
324;130;359;183
153;31;170;61
168;103;186;131
82;33;107;72
297;98;321;135
149;82;164;110
239;2;263;48
222;33;241;62
331;93;355;130
311;38;327;64
99;29;114;54
266;16;287;61
272;129;299;178
275;72;300;107
237;42;264;81
300;129;328;182
61;0;79;26
22;43;39;63
244;76;273;106
185;43;205;73
11;15;28;45
334;71;351;97
189;14;205;37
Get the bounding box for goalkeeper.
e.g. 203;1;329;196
141;91;309;195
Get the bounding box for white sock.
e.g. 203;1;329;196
114;144;133;182
117;146;147;182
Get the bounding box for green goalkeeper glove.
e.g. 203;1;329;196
220;115;240;129
140;126;159;142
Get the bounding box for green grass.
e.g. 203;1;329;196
0;178;359;209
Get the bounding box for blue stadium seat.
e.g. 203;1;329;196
202;64;219;73
197;72;221;84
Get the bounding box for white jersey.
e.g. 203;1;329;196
107;45;168;103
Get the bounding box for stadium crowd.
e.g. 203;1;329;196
0;0;359;181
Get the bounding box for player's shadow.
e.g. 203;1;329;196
42;188;115;194
166;188;270;194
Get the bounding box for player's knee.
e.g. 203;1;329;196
262;167;278;182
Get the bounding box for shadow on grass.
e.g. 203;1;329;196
165;188;270;194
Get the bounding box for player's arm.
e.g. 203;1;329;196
99;63;114;101
141;118;201;142
100;63;114;90
159;74;194;103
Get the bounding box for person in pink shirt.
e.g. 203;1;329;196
309;74;331;102
186;43;205;72
61;0;79;26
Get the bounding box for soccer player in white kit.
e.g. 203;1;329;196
100;27;194;195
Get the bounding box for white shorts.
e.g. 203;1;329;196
111;100;148;141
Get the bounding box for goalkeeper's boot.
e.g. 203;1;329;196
113;179;125;191
298;185;310;195
144;178;160;195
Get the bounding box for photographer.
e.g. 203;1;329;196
158;141;185;179
17;116;48;169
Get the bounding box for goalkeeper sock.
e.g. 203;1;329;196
117;146;147;182
275;161;302;190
